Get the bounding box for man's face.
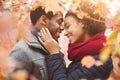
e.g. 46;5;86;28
48;12;64;41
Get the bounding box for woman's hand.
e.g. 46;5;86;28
38;28;60;54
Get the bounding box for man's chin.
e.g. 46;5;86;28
55;38;59;42
54;36;59;42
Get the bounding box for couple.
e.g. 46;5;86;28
9;4;112;80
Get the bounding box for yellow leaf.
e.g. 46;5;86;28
107;31;119;44
109;0;113;2
107;73;115;80
115;44;120;56
93;8;100;14
100;46;112;62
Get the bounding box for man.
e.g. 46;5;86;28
9;6;63;80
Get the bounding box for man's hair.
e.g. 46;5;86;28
30;6;53;25
65;1;106;36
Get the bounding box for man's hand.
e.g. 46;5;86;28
38;28;60;54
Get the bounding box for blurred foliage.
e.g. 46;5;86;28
0;0;120;80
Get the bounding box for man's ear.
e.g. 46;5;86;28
39;15;49;27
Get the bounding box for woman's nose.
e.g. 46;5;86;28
64;30;68;36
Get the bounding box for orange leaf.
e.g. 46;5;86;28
44;0;64;14
113;23;120;32
0;68;6;80
114;12;120;23
11;70;28;80
94;2;109;18
81;56;95;68
105;18;114;28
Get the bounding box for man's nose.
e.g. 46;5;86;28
60;24;64;31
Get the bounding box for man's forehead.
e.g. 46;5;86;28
52;14;63;20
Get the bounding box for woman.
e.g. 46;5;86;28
39;1;113;80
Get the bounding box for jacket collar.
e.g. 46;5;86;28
24;26;48;53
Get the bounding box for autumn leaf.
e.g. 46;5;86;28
113;23;120;32
81;56;95;68
115;35;120;56
0;47;9;71
109;0;113;3
94;2;109;18
11;70;28;80
107;31;119;44
114;44;120;56
58;0;70;5
100;46;112;62
44;0;64;14
114;12;120;23
17;25;27;40
105;18;114;28
0;68;6;80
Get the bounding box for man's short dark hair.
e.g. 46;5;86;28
30;6;53;25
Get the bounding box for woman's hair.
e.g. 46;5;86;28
65;1;106;36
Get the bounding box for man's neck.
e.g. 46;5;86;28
29;25;40;37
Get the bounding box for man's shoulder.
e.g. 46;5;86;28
9;39;30;59
13;39;29;50
9;39;46;61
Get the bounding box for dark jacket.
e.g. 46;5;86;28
9;31;49;80
46;53;113;80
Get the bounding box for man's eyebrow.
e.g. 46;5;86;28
57;18;63;22
60;18;63;21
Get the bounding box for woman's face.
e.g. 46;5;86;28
64;15;86;44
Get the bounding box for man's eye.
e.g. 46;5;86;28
57;19;63;25
58;21;62;24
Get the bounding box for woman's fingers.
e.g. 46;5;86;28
40;28;53;39
38;28;60;54
38;36;44;44
41;28;47;38
39;28;53;43
45;28;52;38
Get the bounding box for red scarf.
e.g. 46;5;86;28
68;34;106;61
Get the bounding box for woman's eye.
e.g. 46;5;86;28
65;25;69;29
